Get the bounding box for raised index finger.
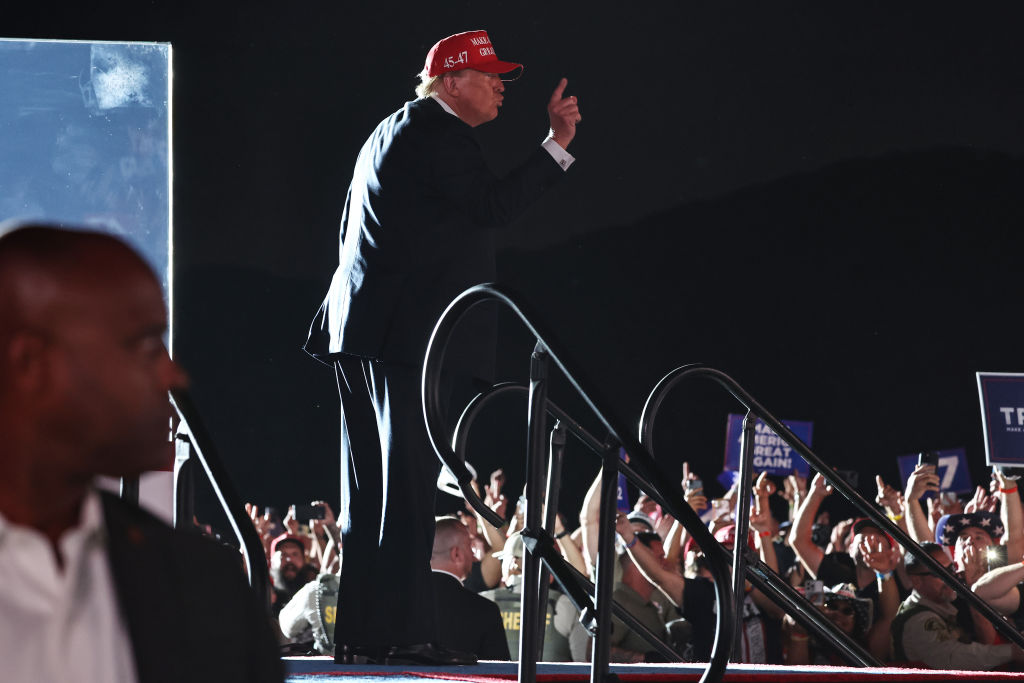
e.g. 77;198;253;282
549;77;568;104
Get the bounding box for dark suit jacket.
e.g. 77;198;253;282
100;493;283;683
431;571;510;661
305;96;564;367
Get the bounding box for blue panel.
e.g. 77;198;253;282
0;39;170;295
978;373;1024;465
723;413;814;477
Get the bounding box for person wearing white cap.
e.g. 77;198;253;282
304;29;580;665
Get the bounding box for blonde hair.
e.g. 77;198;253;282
415;69;445;98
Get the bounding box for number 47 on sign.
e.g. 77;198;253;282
896;448;972;496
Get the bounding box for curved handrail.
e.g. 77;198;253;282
451;381;608;470
449;381;682;663
641;364;1024;658
423;284;733;683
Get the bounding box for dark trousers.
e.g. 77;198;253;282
333;356;442;651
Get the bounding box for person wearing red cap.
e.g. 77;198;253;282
304;30;580;665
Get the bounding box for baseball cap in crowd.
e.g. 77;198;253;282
934;512;1003;546
685;524;757;557
714;524;756;551
823;583;874;638
626;511;657;533
270;533;305;555
424;30;523;80
493;532;525;560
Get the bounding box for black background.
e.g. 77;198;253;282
7;2;1024;528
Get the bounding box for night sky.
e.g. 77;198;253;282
6;3;1024;528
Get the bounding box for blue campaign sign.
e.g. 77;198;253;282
977;373;1024;465
896;448;972;495
723;414;813;477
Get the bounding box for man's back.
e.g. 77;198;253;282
432;571;509;661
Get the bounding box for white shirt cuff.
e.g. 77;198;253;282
541;137;575;171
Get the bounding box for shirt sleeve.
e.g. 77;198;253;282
278;581;316;639
541;137;576;171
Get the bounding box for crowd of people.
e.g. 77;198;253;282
242;457;1024;671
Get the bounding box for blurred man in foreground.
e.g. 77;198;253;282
0;223;282;683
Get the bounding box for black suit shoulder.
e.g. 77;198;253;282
100;493;284;683
431;571;510;660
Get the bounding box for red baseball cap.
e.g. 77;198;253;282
424;30;523;80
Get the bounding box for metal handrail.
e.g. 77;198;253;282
449;381;682;663
422;284;734;683
169;388;272;613
640;364;1024;659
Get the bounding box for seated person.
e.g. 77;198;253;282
430;517;510;660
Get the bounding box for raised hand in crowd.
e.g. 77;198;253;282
809;471;833;499
904;464;939;543
993;468;1024;562
858;535;900;576
783;470;808;521
961;542;989;587
283;505;301;536
748;492;774;538
683;484;708;517
827;518;855;555
789;471;834;577
874;474;907;533
753;471;776;507
749;472;777;540
633;493;658;518
309;501;341;574
484;468;508;520
858;533;901;660
245;502;276;562
964;485;997;515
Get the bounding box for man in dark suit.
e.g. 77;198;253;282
304;29;580;665
0;224;283;683
430;517;510;660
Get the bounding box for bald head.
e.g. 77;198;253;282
0;223;184;481
431;516;474;579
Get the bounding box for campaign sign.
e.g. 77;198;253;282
723;414;813;477
896;448;972;495
977;373;1024;465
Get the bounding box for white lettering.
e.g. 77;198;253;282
753;455;793;469
1019;407;1024;425
479;47;495;57
470;37;490;46
1000;407;1015;424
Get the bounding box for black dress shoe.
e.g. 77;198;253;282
382;642;477;666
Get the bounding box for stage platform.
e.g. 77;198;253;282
284;657;1024;682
